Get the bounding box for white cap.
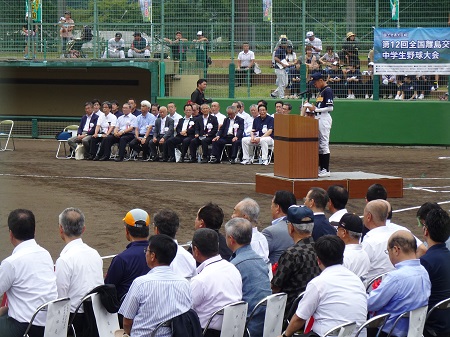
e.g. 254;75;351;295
368;62;374;66
306;31;314;37
197;31;203;36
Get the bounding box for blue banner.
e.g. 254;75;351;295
373;28;450;75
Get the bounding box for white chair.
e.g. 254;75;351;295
0;119;15;151
23;297;71;337
387;305;428;337
202;301;248;337
354;313;390;337
323;321;357;337
245;293;287;337
56;125;78;159
365;272;388;294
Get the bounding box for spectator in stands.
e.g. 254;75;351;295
271;38;288;99
190;228;242;337
153;209;197;278
163;31;188;61
105;209;150;302
285;45;298;90
128;100;155;161
341;32;359;68
231;198;270;270
128;98;141;117
305;31;322;58
380;75;398;99
0;209;57;337
290;62;302;96
68;101;99;159
327;61;345;98
415;75;430;100
103;32;125;59
241;104;274;166
367;231;431;337
336;213;370;281
236;42;255;87
262;190;296;264
99;103;137;161
225;217;271;337
59;11;74;52
55;208;104;335
319;46;340;73
345;64;361;99
91;101;117;160
327;185;349;228
279;235;367;337
271;205;320;319
304;45;320;75
119;234;192;337
127;32;150;58
420;208;450;337
395;75;418;100
149;106;174;162
362;62;374;99
189;104;218;163
22;24;37;59
193;203;233;261
166;103;196;163
193;31;209;69
304;187;337;240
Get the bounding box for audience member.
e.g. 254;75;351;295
210;102;225;128
236;42;255;86
262;190;296;264
345;64;361;99
336;213;370;281
327;185;349;228
127;32;150;58
149;106;174;162
319;46;339;73
270;37;288;99
327;61;345;98
68;102;99;158
271;205;320;319
305;31;322;58
191;79;211;106
128;98;141;117
90;101;117;160
189;104;218;163
367;231;431;337
0;209;57;337
233;101;252;137
103;32;125;58
166;103;196;162
279;235;367;337
128;100;155;161
190;228;242;337
163;31;188;61
167;102;182;127
119;234;192;337
395;75;418;100
341;32;359;68
304;187;337;240
225;218;271;337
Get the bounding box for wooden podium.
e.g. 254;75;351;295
273;114;318;179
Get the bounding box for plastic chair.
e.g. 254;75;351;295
245;293;287;337
323;321;357;337
354;313;390;337
23;297;71;337
0;119;15;151
56;125;78;159
386;305;428;337
285;291;305;326
202;301;248;337
365;272;388;294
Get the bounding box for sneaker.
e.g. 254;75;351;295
318;169;331;177
418;94;424;99
370;95;373;99
365;94;370;99
394;95;400;100
261;159;270;166
383;95;387;99
270;93;276;98
388;94;393;99
241;159;252;165
431;86;436;91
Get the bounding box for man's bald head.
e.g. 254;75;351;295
387;230;417;265
364;199;389;229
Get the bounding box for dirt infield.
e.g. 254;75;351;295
0;139;449;270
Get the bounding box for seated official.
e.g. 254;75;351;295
102;32;125;58
91;101;117;160
148;106;174;162
128;100;155;161
67;102;99;159
119;235;192;337
188;104;218;163
127;32;150;58
209;105;244;164
166;104;196;163
241;104;274;166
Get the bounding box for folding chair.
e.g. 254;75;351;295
322;321;357;337
424;297;450;337
354;313;390;337
0;119;15;151
285;291;305;326
23;297;71;337
56;125;78;159
203;301;248;337
245;293;287;337
386;305;428;337
220;143;241;163
365;272;388;294
249;143;274;164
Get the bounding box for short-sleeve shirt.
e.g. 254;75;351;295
108;38;125;50
136;113;156;135
252;114;274;138
97;113;117;133
116;113;137;133
238;50;255;68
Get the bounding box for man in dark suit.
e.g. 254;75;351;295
67;101;99;159
149;106;174;161
166;104;196;163
209;105;244;164
188;104;218;163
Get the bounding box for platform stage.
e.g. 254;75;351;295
255;171;403;199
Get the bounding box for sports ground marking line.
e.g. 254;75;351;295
0;173;255;186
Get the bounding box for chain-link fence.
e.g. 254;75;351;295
1;0;449;99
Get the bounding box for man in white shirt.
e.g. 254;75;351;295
236;42;255;86
0;209;58;337
190;228;242;336
279;235;367;337
167;102;182;127
103;32;125;58
55;208;104;335
90;101;117;160
153;209;197;279
233;101;252;136
336;213;370;281
305;31;322;58
210;101;225;128
327;185;349;228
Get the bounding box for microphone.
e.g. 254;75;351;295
298;90;310;96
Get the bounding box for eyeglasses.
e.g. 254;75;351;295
144;248;154;255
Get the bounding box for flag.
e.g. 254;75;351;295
25;0;42;23
139;0;152;22
390;0;399;20
263;0;272;22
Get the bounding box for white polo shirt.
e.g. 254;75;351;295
191;255;242;330
296;264;367;337
343;244;370;281
170;241;197;279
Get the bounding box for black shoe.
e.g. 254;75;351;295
162;157;168;162
150;156;160;162
210;158;221;164
115;157;124;162
84;154;93;160
179;157;184;163
188;158;197;163
93;156;100;161
201;158;209;164
99;156;109;161
229;158;237;164
168;157;176;162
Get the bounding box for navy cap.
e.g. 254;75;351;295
338;213;363;233
287;205;314;224
133;32;141;37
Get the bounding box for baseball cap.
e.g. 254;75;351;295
197;31;203;36
338;213;363;233
115;32;122;38
123;208;150;227
368;62;374;66
286;205;314;224
308;72;323;84
64;11;71;15
133;32;141;37
306;31;314;38
346;32;355;39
